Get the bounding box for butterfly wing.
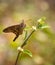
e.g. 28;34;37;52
3;21;26;41
3;25;20;33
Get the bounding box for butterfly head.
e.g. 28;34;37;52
20;20;26;29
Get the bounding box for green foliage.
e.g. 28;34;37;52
17;47;32;57
37;17;50;29
23;49;32;57
10;41;20;50
24;30;28;40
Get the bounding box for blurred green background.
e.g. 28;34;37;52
0;0;55;65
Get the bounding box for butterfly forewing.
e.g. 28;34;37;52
3;25;20;35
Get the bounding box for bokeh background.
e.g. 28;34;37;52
0;0;55;65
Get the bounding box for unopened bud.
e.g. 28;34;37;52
32;26;36;30
17;47;23;52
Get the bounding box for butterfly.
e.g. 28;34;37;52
3;20;26;41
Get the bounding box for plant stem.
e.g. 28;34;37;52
14;51;21;65
21;30;35;47
14;30;35;65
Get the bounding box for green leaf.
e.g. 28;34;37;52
40;24;50;29
38;24;50;29
10;41;19;49
23;49;32;57
24;27;32;31
37;17;46;24
24;30;28;40
37;17;49;29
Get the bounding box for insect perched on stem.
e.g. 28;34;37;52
3;20;26;41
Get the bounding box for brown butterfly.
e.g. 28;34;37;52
3;20;26;41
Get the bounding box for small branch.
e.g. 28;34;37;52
14;30;35;65
14;51;21;65
21;30;35;47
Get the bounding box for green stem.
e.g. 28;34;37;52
21;30;35;47
14;30;35;65
14;51;21;65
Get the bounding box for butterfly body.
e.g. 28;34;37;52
3;21;26;41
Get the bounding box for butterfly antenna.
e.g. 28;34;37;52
13;35;19;41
